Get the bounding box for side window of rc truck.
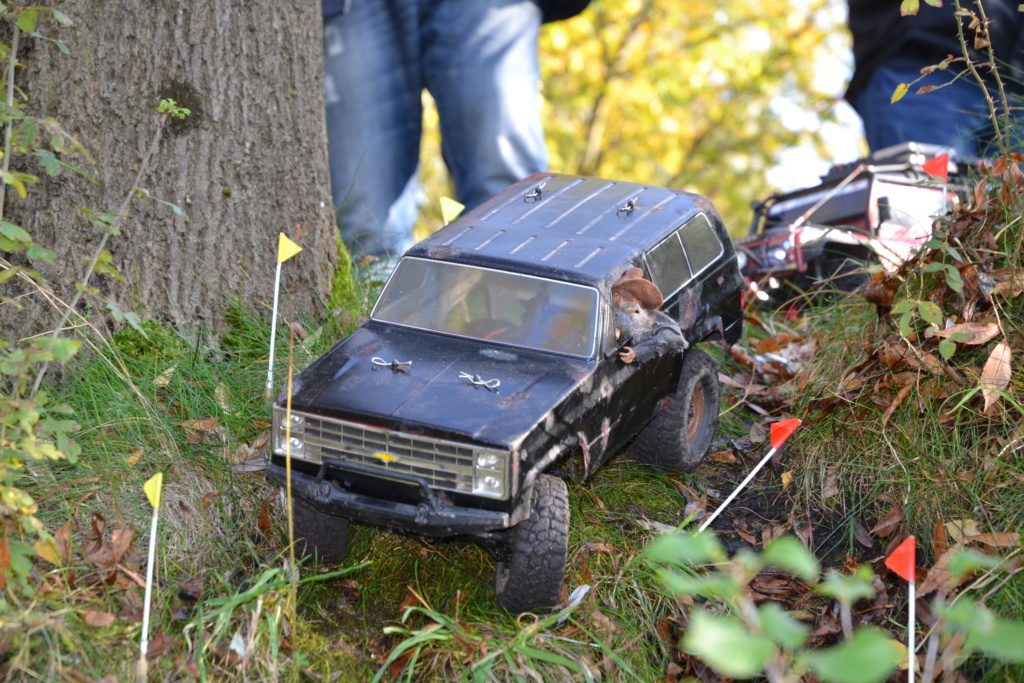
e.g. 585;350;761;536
677;213;723;278
645;230;691;300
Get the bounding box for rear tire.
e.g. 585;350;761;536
292;496;349;564
630;350;720;472
494;474;569;613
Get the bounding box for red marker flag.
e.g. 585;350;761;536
886;535;917;582
769;418;802;450
921;153;949;182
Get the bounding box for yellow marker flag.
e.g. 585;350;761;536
144;472;164;510
440;197;465;225
277;233;303;263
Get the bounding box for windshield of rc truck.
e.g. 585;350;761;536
371;258;600;358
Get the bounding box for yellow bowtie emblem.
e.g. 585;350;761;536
373;452;398;463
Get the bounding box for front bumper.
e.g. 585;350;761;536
266;459;511;537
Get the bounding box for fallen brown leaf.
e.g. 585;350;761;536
147;631;175;659
980;342;1012;413
854;521;874;548
589;609;622;634
575;543;612;558
127;448;144;466
870;505;904;539
945;519;981;542
966;532;1020;548
931;322;1000;345
708;449;739;463
931;520;949;557
83;611;116;627
822;473;840;500
256;491;275;536
201;490;219;510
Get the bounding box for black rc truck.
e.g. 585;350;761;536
267;173;744;612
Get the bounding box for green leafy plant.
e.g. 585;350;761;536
0;3;191;596
647;530;1024;682
646;531;901;682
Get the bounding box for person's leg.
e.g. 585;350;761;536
853;64;990;157
422;0;547;211
323;2;422;259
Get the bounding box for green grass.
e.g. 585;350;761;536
8;189;1024;682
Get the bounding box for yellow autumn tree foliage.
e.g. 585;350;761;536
417;0;849;239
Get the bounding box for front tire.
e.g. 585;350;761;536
291;496;349;564
494;474;569;613
630;349;720;472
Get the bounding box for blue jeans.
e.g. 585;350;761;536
853;64;997;157
323;0;547;259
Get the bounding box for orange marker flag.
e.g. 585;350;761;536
699;418;802;533
770;418;802;450
921;154;949;182
886;535;917;582
887;535;918;681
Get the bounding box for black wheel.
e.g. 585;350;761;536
813;246;872;295
630;349;720;472
494;474;569;613
291;496;349;564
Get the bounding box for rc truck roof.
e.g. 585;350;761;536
406;173;726;287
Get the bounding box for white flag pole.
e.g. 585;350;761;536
265;259;284;399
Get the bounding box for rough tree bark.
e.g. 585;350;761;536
2;0;338;339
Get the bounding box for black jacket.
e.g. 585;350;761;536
846;0;1024;102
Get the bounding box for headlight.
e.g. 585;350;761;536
273;406;309;458
472;448;508;498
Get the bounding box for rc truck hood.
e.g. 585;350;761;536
285;324;593;449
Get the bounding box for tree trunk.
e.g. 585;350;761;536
3;0;337;339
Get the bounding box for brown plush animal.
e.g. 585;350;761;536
610;268;686;364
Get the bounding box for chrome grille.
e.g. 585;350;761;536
303;415;477;493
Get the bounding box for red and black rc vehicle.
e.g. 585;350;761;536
737;141;970;302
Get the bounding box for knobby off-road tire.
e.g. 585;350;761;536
630;349;720;472
494;474;569;613
292;496;349;564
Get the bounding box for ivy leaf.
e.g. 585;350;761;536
0;221;31;245
966;616;1024;662
891;300;915;315
35;150;62;177
683;611;775;679
92;249;125;282
16;8;39;32
900;0;920;15
899;310;914;337
798;627;900;683
757;602;809;650
939;338;956;360
762;535;820;583
26;244;57;265
917;301;943;328
817;566;875;606
948;548;1001;582
41;337;81;362
944;265;963;292
0;266;20;284
646;531;726;566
